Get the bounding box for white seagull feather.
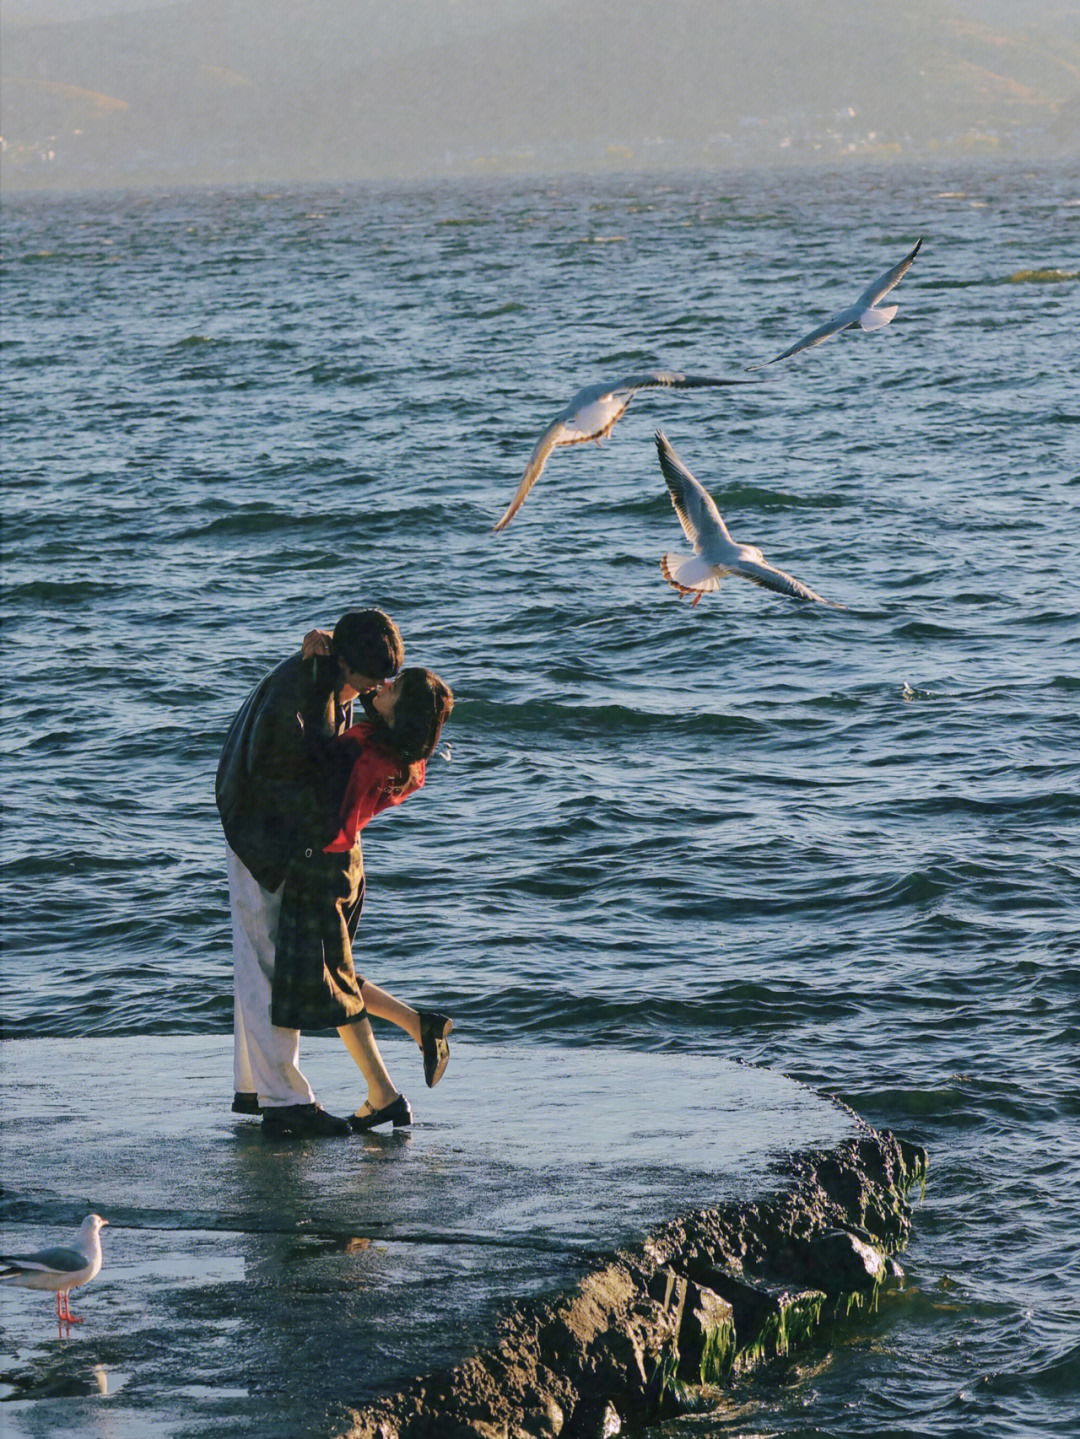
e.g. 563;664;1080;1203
749;238;923;368
494;369;755;531
655;430;837;607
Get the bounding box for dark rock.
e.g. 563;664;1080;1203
679;1266;826;1366
342;1128;927;1439
675;1280;735;1385
779;1227;888;1298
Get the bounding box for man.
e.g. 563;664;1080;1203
216;609;403;1138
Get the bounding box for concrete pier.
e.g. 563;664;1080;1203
0;1035;923;1438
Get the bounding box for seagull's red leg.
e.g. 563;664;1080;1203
692;592;702;607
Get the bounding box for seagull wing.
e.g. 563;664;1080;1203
493;417;571;531
654;429;731;554
495;373;754;531
730;554;832;604
750;240;922;368
614;370;757;394
856;238;922;309
749;309;858;368
1;1245;89;1275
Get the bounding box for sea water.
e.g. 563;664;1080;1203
2;160;1078;1437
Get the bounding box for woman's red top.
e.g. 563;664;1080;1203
322;722;425;852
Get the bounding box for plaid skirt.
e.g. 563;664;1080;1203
271;847;368;1031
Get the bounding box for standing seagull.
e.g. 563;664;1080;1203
0;1214;108;1324
655;430;835;606
749;238;922;368
493;370;754;531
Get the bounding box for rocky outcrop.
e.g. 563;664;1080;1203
343;1128;926;1439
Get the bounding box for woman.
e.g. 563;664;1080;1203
272;666;454;1132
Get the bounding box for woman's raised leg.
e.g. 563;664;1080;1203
362;981;453;1089
359;980;421;1044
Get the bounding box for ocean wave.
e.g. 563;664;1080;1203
454;696;769;739
303;363;379;386
175;508;345;539
5;577;134;602
616;483;849;517
891;618;965;639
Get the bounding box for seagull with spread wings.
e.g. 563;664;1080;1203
493;370;754;531
655;430;836;607
749;238;922;368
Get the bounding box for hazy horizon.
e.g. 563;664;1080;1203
3;0;1078;193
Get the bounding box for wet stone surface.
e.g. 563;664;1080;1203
0;1035;907;1439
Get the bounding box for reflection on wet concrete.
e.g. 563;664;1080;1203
1;1035;856;1437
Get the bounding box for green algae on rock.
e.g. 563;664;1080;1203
344;1127;927;1438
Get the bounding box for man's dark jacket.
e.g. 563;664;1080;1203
216;653;352;892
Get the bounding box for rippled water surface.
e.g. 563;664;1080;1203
2;161;1078;1437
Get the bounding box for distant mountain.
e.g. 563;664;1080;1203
2;0;1077;192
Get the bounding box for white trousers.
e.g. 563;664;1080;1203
227;845;316;1109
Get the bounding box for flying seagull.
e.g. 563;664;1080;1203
655;430;835;606
0;1214;108;1324
493;370;755;531
749;238;922;368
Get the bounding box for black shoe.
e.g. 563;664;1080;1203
418;1011;453;1088
349;1094;413;1132
232;1091;260;1115
262;1103;350;1138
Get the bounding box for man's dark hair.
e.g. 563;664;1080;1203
332;609;403;681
